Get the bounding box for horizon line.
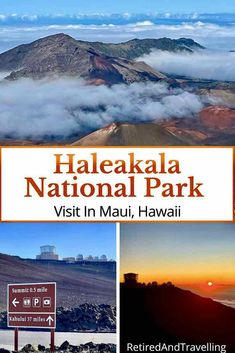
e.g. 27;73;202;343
1;12;235;17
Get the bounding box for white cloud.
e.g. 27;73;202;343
138;50;235;82
214;299;235;309
164;13;171;19
0;79;205;140
1;20;235;53
129;21;155;27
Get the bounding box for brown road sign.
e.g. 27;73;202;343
8;313;56;328
8;283;56;329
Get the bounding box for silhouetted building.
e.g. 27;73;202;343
36;245;59;260
124;273;138;285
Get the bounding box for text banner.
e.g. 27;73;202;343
1;147;233;221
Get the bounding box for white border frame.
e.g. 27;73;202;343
116;223;120;353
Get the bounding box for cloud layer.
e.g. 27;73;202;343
214;299;235;309
1;19;235;53
138;50;235;82
0;79;205;140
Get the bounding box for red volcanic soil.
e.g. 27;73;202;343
87;78;106;86
93;56;113;71
199;106;235;129
0;253;116;311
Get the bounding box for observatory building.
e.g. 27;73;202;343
36;245;59;260
124;273;138;285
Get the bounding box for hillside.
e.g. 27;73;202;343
0;34;172;84
121;282;235;353
1;33;235;146
72;105;235;146
0;304;116;332
76;37;204;59
163;106;235;145
72;122;191;146
0;34;204;84
0;254;116;311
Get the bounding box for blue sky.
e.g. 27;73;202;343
1;0;235;14
0;223;116;260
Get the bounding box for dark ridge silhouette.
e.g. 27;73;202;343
121;278;235;353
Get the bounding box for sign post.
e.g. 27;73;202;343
51;328;55;352
8;282;56;351
14;327;19;352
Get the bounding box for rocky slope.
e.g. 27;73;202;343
0;254;116;311
56;305;116;332
0;341;116;353
76;37;204;59
199;106;235;129
72;122;191;146
0;34;205;84
0;34;173;84
0;304;116;332
161;107;235;145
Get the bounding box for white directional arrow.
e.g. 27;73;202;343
12;298;20;307
46;315;54;326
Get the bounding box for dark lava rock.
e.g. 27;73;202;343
21;345;36;352
0;349;11;353
0;304;116;332
0;342;116;353
56;304;116;332
60;341;70;350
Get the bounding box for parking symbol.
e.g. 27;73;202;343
23;298;31;307
33;297;41;307
43;297;51;307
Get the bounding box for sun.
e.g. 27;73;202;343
207;281;213;287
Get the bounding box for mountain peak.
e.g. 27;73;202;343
0;33;203;84
36;32;74;42
30;32;77;46
72;123;189;146
0;34;171;84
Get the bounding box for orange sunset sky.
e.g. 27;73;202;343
120;223;235;296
